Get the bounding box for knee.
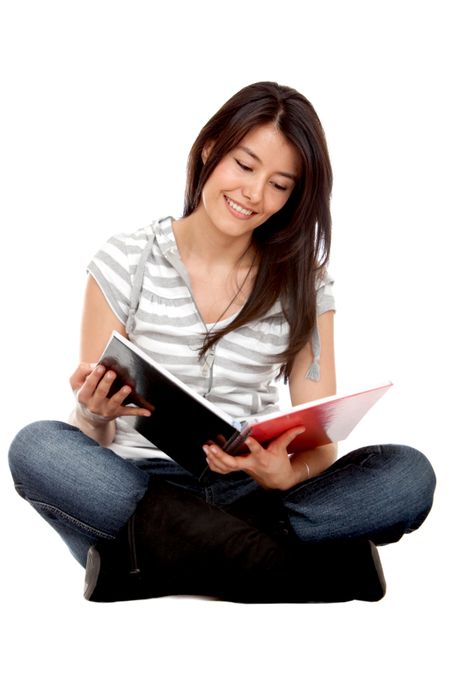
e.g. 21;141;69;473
372;444;436;527
384;444;435;494
8;420;76;487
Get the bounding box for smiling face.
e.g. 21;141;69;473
197;124;301;241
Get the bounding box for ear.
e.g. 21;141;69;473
201;141;215;164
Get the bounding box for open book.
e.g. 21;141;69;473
99;331;392;480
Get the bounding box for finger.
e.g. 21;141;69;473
90;368;117;400
76;364;108;402
259;426;305;454
203;444;241;473
77;368;121;415
243;436;264;455
117;403;152;418
102;379;154;417
272;425;305;449
107;382;133;407
203;447;228;473
69;362;98;392
92;369;132;411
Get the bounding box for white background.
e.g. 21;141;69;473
1;1;448;673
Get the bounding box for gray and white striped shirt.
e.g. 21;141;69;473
87;216;335;460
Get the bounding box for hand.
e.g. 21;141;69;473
203;426;305;490
70;362;152;424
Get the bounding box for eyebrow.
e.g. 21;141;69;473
237;145;298;180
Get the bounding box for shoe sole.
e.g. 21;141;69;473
84;546;101;600
366;541;387;601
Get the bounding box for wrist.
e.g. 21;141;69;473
301;460;311;481
70;404;116;447
75;401;114;427
267;466;299;491
284;457;312;489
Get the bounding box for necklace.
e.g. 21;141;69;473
201;256;256;375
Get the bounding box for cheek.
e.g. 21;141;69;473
201;170;229;210
202;172;237;211
206;161;240;192
217;164;239;187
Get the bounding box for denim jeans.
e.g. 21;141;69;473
8;420;436;567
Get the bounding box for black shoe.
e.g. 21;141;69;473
84;478;386;603
284;538;386;603
84;478;288;602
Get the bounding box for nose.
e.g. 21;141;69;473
242;176;264;204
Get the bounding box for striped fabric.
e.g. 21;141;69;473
87;217;335;460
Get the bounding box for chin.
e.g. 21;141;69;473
217;217;258;239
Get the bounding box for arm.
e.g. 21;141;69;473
69;274;150;446
286;309;338;485
79;272;128;363
203;310;338;489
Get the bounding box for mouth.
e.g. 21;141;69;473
224;195;256;218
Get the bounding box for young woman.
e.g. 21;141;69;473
8;82;436;603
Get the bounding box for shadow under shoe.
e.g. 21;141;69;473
84;478;386;603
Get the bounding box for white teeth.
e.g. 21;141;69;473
225;196;253;216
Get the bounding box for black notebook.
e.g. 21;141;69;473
100;332;243;479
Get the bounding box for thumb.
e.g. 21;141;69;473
273;425;305;449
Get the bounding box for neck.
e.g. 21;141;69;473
172;211;255;268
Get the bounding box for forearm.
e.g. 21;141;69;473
69;405;117;447
288;442;338;487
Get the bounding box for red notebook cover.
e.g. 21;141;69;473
240;383;393;453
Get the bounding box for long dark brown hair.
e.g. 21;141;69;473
184;81;333;379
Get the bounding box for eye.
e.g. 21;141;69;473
271;182;288;192
235;159;252;172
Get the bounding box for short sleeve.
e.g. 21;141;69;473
86;232;136;326
305;271;336;381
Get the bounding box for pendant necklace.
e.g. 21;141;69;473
201;256;256;376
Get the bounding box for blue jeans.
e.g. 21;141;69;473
8;420;436;567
